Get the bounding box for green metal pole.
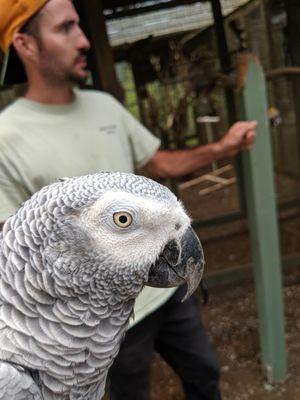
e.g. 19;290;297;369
238;54;287;382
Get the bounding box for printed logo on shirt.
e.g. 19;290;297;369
99;125;117;135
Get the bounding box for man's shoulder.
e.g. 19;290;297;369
0;101;22;138
75;89;126;124
0;99;19;119
78;89;116;103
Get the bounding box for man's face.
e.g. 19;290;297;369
35;0;90;84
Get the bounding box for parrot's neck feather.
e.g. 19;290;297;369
0;264;135;399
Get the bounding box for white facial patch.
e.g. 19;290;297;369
80;191;190;268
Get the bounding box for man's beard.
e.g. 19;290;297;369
68;52;89;85
39;51;89;86
68;71;88;85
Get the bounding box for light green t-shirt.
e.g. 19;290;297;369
0;89;176;326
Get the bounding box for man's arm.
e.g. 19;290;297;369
144;121;257;179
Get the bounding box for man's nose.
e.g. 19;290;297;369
77;27;90;51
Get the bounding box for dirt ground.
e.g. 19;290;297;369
148;171;300;400
150;277;300;400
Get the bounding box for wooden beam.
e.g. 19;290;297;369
210;0;236;124
104;0;152;7
104;0;202;19
204;252;300;288
75;0;122;100
238;53;287;383
104;0;206;6
210;0;246;223
284;0;300;172
130;63;148;125
266;67;300;80
178;164;233;190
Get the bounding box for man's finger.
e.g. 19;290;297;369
244;130;256;143
241;130;256;150
240;120;258;135
244;120;257;129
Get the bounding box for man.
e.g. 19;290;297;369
0;1;256;399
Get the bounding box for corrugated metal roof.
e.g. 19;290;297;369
106;0;251;46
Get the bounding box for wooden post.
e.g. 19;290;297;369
284;0;300;172
74;0;122;99
130;63;148;126
238;54;287;382
210;0;236;124
210;0;247;216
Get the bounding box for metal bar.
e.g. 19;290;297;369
0;48;10;87
238;54;287;382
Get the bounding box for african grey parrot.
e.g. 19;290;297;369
0;172;204;400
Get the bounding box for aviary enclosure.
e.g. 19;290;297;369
110;0;300;398
1;0;300;398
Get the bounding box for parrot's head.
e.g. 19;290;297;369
9;172;204;302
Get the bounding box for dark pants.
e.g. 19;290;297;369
108;285;222;400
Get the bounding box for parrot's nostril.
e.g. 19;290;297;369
163;240;181;266
175;223;181;231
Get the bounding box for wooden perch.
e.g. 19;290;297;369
178;164;236;196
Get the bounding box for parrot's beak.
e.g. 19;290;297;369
147;227;204;301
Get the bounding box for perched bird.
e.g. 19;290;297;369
0;172;204;400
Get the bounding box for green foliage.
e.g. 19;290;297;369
115;62;140;119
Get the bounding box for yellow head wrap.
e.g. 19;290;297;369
0;0;48;53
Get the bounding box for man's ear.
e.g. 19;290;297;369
12;32;39;61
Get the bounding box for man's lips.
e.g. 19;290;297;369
75;55;87;68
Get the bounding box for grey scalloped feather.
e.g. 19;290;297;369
0;172;192;399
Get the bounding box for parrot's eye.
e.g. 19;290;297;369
113;212;133;228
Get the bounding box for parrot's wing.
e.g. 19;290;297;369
0;362;42;400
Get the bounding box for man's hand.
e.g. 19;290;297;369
144;120;257;179
215;120;257;158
